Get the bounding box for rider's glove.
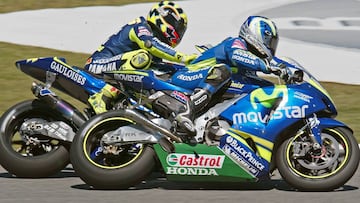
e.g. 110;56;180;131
263;59;272;73
270;63;289;81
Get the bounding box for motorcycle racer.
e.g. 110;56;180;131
83;1;233;137
190;15;279;82
167;15;279;136
83;1;203;133
165;16;279;137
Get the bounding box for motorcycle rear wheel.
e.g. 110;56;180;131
276;127;359;191
70;111;156;189
0;100;71;177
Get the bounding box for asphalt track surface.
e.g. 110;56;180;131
0;0;360;202
0;164;360;203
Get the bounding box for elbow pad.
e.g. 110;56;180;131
144;40;153;49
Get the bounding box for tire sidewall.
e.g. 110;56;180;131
70;111;156;189
276;127;360;191
0;100;71;177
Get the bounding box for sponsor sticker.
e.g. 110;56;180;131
176;73;203;81
165;153;225;176
170;91;189;103
294;91;313;103
50;61;86;85
137;26;151;37
232;105;309;124
221;136;265;176
114;74;144;83
231;39;247;49
166;153;225;168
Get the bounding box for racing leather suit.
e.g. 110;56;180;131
84;16;193;74
165;36;272;137
172;36;272;134
84;16;196;116
190;37;271;78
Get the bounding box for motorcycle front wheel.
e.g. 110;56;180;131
276;126;360;191
0;100;71;177
70;111;156;189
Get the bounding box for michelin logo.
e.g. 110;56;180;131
222;135;266;176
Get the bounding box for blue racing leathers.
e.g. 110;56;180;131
164;35;273;127
190;37;271;77
169;37;271;111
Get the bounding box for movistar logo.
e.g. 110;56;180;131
250;85;288;109
114;74;144;82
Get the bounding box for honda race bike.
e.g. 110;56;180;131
0;56;118;177
70;54;360;191
0;50;207;178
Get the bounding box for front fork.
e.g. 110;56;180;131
291;114;323;159
299;114;323;148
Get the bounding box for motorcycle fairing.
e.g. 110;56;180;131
274;56;337;115
212;81;340;175
219;133;270;178
169;66;213;90
154;143;260;182
104;70;193;94
16;57;107;103
317;117;352;133
221;83;331;142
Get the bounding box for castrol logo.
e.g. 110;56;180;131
166;153;225;169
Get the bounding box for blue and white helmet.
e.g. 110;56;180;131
239;16;279;59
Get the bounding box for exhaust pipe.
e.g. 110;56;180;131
121;108;182;143
31;82;86;127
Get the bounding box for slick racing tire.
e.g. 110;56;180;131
70;110;156;190
276;127;360;191
0;100;71;177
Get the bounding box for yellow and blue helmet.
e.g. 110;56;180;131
239;16;279;59
147;1;188;48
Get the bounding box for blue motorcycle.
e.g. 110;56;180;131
69;54;360;191
0;57;115;177
0;54;203;178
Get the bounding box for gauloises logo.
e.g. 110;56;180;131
165;153;225;176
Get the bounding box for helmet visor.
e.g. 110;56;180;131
264;34;278;55
163;11;187;42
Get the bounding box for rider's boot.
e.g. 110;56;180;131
175;88;211;137
88;84;120;114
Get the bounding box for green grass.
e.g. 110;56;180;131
0;0;156;13
0;0;156;108
0;0;359;142
0;41;89;109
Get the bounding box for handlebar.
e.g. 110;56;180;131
269;62;304;84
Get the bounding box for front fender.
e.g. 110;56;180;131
318;117;353;133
